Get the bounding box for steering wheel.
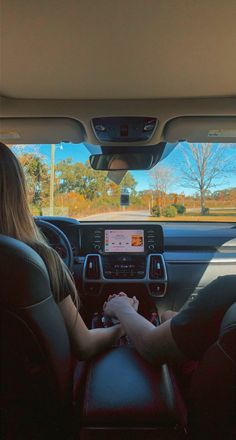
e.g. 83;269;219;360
34;219;73;272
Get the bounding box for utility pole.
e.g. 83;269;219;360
49;144;55;215
149;191;154;213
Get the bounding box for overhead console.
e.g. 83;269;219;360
82;224;167;297
92;117;158;142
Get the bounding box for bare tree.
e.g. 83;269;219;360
150;165;175;213
180;143;235;215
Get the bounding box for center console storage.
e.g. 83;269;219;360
77;346;187;439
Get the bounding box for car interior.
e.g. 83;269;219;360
0;1;236;439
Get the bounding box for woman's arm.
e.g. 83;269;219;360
104;295;185;365
58;296;123;360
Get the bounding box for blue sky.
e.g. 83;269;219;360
13;142;236;196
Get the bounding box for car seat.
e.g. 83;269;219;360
0;234;73;439
188;301;236;439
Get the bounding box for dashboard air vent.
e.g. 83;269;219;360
149;255;164;280
85;255;100;280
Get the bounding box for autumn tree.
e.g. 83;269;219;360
55;159;106;199
18;153;49;214
180;143;236;215
56;159;137;200
150;165;175;213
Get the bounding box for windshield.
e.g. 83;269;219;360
10;142;236;222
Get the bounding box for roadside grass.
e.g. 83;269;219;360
149;209;236;222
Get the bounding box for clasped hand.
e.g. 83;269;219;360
103;292;139;324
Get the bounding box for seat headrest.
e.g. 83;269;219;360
0;234;52;308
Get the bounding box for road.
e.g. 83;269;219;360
79;210;151;221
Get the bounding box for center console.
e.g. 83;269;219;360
82;224;167;297
76;225;185;438
78;345;187;439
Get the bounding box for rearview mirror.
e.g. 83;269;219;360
89;152;154;170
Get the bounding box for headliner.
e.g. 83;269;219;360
1;0;236;100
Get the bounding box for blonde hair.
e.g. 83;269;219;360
0;142;78;305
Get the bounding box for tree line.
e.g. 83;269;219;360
16;143;236;217
18;154;138;215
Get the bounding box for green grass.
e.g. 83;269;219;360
149;208;236;222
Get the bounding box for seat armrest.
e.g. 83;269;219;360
77;346;187;429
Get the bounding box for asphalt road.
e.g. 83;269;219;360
79;210;151;221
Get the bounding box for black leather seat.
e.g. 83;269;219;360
188;301;236;439
0;234;73;439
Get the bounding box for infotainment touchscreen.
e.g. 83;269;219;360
105;229;144;253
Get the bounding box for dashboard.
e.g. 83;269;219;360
80;224;167;297
39;217;236;314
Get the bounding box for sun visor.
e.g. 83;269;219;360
164;117;236;143
0;117;86;144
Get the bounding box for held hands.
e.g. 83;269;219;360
103;292;139;323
